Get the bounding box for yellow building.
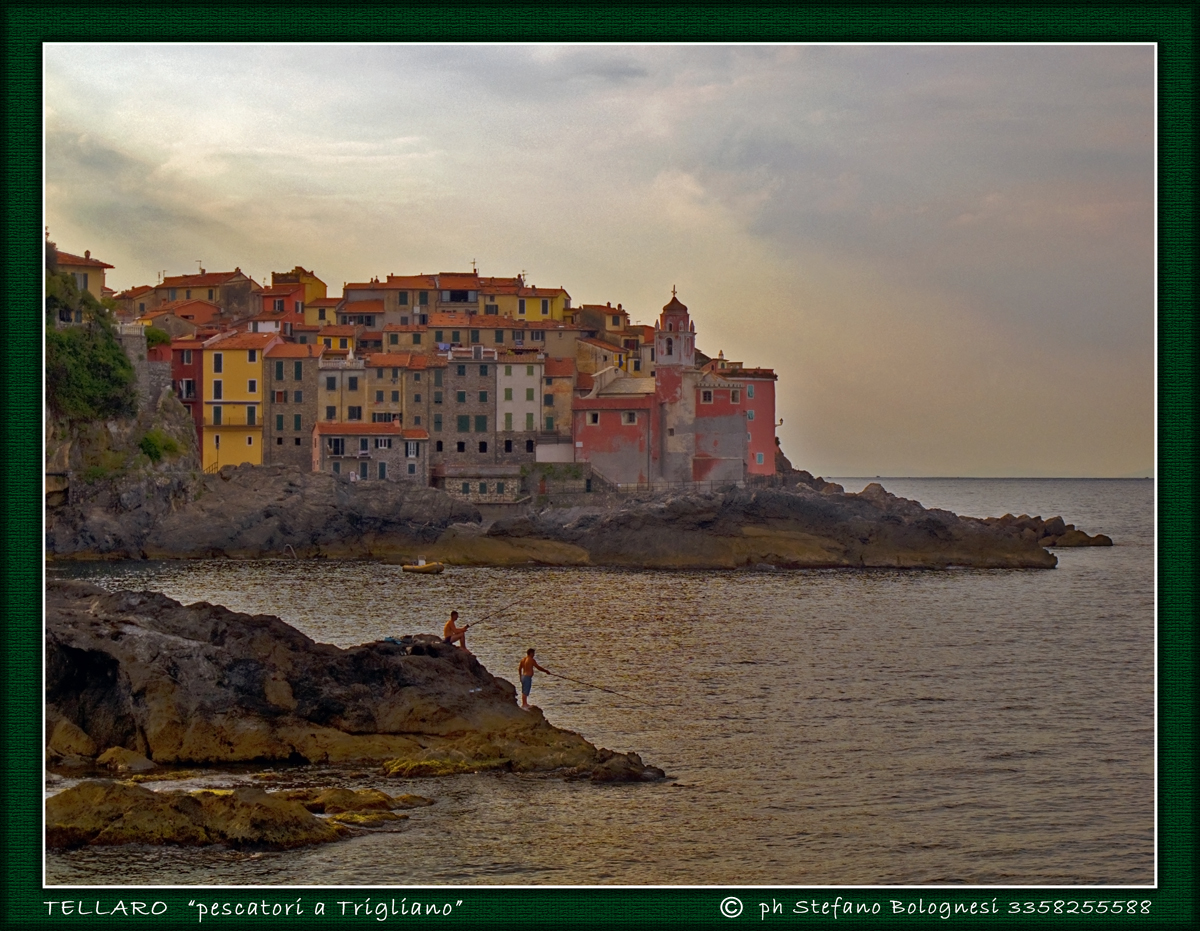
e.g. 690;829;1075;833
477;276;571;323
54;249;113;301
271;266;328;305
201;332;282;469
317;351;367;425
317;324;360;354
305;297;341;326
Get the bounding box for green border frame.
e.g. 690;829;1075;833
6;5;1194;928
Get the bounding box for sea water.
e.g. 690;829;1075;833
45;478;1155;886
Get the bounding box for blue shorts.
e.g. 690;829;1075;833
521;675;533;696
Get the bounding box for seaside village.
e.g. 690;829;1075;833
53;248;781;502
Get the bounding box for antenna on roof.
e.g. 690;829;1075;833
196;260;203;272
471;258;477;271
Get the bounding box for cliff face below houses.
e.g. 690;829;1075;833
46;580;664;782
45;387;203;557
47;453;1111;568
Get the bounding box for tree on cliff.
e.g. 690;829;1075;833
45;270;137;421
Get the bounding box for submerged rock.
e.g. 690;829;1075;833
45;780;347;849
45;581;667;786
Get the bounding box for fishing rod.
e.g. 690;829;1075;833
543;670;652;706
466;596;525;628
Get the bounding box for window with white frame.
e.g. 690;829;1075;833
701;389;713;404
623;412;637;425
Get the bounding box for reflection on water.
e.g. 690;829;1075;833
46;480;1154;885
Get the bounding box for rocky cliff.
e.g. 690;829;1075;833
44;462;1108;568
46;386;202;556
46;580;664;783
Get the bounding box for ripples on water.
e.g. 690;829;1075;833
46;479;1154;885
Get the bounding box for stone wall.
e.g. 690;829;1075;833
115;325;172;410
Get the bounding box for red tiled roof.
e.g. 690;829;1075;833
293;323;321;332
308;297;341;307
340;299;384;313
578;337;622;352
544;358;576;378
401;428;430;440
260;285;304;297
346;274;436;291
55;250;114;269
434;273;480;289
160;270;252;288
575;372;595;391
266;343;322;359
427;312;478;326
205;332;280;351
170;337;206;348
318;325;359;336
313;421;401;436
116;284;155;299
381;323;425;332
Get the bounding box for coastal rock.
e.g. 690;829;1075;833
46;581;667;784
96;746;156;773
47;450;1108;567
46;716;97;761
45;780;347;849
472;483;1058;569
273;787;426;813
975;513;1113;548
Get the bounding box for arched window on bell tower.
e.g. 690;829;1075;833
666;337;674;357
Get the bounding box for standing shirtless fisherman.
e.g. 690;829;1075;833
443;611;470;651
518;648;549;709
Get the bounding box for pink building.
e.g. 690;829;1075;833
703;353;777;475
572;291;755;485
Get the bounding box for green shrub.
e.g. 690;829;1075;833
45;272;136;421
145;326;171;348
80;465;110;483
139;429;181;463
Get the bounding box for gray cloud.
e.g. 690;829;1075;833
44;43;1155;476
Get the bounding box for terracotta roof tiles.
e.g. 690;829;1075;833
205;332;280;351
55;250;114;269
313;422;402;436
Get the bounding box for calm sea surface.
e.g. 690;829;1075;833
46;478;1155;886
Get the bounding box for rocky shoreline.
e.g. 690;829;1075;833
46;580;665;850
45;464;1112;568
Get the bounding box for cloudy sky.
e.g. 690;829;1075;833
44;44;1155;477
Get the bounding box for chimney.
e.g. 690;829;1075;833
84;250;91;259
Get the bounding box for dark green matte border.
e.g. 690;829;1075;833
6;5;1194;928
